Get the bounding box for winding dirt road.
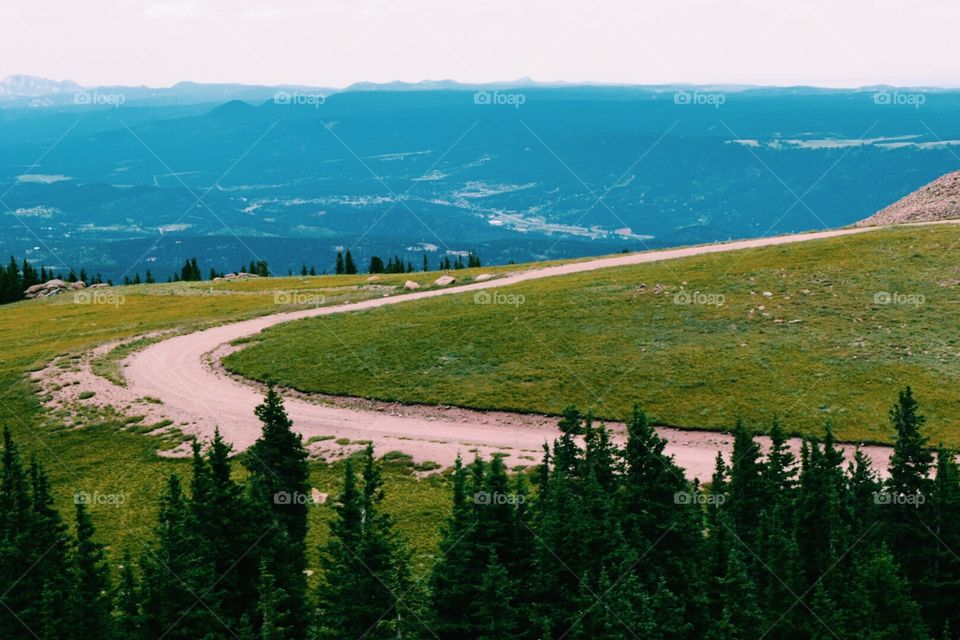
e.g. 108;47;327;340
112;223;950;478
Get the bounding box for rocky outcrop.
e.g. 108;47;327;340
404;280;420;290
212;272;261;282
24;279;98;299
434;275;455;286
858;170;960;226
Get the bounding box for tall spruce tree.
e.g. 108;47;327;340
139;474;219;640
191;433;266;630
316;446;416;640
883;387;935;619
245;388;310;639
70;502;114;640
428;456;479;639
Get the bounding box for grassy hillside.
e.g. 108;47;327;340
226;224;960;446
0;270;503;566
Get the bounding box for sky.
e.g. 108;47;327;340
1;0;958;89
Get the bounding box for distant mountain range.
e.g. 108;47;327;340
4;74;956;107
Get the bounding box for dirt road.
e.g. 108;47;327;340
112;223;942;478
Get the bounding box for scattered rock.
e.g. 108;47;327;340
434;275;456;286
213;272;260;282
367;276;379;282
762;291;773;298
311;488;328;505
652;283;665;294
24;278;82;299
474;273;494;282
858;169;960;225
404;280;420;291
89;283;110;289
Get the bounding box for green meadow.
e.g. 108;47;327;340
226;224;960;446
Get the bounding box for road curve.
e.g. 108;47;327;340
124;223;941;479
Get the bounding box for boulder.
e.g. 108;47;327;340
474;273;494;282
24;279;72;299
70;281;86;289
404;280;420;291
434;275;456;286
89;283;110;289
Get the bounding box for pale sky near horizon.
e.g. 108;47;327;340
1;0;958;89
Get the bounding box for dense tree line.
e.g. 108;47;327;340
0;255;107;304
368;255;417;274
1;387;957;638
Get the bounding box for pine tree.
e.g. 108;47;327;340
888;386;933;498
335;251;344;275
795;433;850;594
316;446;416;639
474;550;520;640
712;543;764;640
727;420;765;550
883;387;935;614
26;458;73;640
845;545;929;640
0;427;37;638
429;456;480;638
924;448;960;634
257;560;291;640
139;475;219;639
115;550;141;640
191;433;266;629
245;389;310;639
344;250;357;274
619;406;708;633
70;502;114;640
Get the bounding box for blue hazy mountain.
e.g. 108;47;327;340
1;80;958;279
